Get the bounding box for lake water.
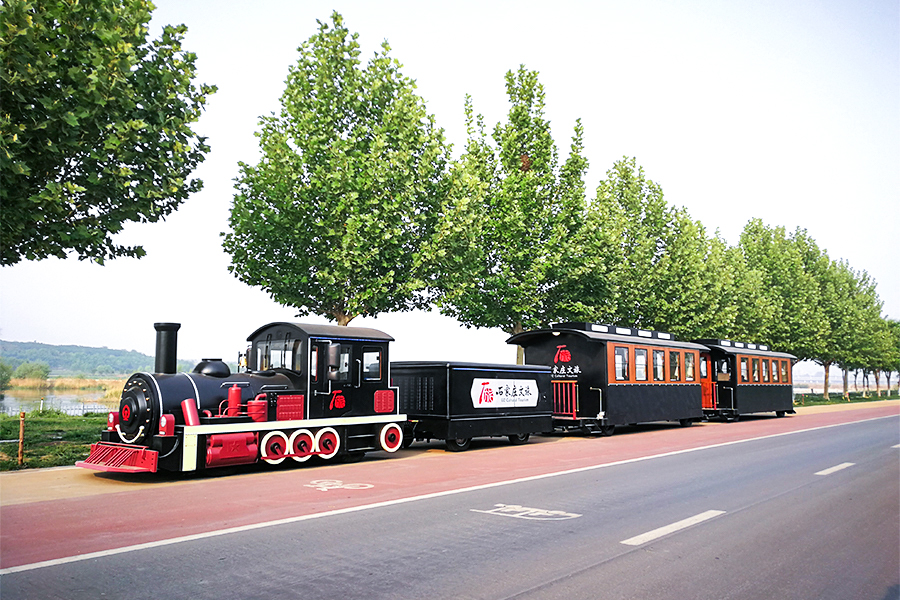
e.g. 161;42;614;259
0;388;120;416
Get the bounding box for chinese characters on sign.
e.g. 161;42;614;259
469;379;540;408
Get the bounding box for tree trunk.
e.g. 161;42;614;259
332;310;355;326
842;368;849;400
875;370;882;397
511;321;525;365
822;361;831;401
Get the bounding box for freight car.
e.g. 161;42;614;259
393;361;553;451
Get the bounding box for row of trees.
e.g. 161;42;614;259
224;13;898;390
3;6;895;391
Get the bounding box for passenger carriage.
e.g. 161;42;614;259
508;323;706;435
694;339;795;421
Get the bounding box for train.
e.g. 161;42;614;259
76;321;795;474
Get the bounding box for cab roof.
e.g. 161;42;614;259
246;322;394;343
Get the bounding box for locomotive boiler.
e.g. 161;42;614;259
77;322;406;473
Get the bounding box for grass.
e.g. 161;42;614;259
0;409;107;471
8;377;127;392
793;390;898;406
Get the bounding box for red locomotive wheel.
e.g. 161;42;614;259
289;429;315;463
379;423;403;453
314;427;340;460
261;431;289;465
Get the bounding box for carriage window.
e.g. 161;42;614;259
781;360;789;383
363;349;382;381
685;353;695;381
700;355;708;379
771;360;779;382
740;357;749;382
635;348;648;381
614;346;630;381
670;352;681;382
310;347;319;383
752;358;760;382
653;350;665;381
762;359;769;382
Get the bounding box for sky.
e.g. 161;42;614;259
1;0;897;378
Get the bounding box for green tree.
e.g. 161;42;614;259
738;219;826;361
223;12;450;325
13;361;50;379
1;0;215;265
0;360;13;392
590;158;753;341
435;67;604;362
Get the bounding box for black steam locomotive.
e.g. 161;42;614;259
77;321;794;474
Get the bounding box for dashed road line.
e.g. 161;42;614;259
621;510;726;546
814;462;855;476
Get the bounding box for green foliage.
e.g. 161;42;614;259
13;361;50;379
738;219;826;361
223;12;450;325
435;67;603;339
0;359;13;391
0;0;216;265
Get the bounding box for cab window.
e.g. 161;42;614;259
363;348;383;381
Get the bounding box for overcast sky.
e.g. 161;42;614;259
1;0;897;376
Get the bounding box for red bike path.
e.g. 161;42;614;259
1;401;897;571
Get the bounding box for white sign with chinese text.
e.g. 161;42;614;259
470;379;539;408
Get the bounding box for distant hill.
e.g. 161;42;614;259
0;340;196;376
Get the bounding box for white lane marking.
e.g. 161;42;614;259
814;462;855;476
304;480;374;492
471;504;582;520
1;413;895;575
621;510;726;546
892;444;899;449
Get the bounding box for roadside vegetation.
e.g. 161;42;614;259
0;410;107;471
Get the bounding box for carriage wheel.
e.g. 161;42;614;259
379;423;403;453
260;431;289;465
314;427;341;460
508;433;530;445
289;429;315;462
445;438;471;452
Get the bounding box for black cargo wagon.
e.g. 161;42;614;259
391;362;553;451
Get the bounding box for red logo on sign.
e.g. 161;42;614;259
478;382;494;404
329;390;346;410
554;345;572;363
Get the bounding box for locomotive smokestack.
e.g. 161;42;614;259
154;323;181;374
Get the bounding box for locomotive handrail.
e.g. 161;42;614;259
115;423;145;444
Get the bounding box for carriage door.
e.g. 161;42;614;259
309;339;351;419
700;352;716;409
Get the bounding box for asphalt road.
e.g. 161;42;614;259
1;406;898;600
